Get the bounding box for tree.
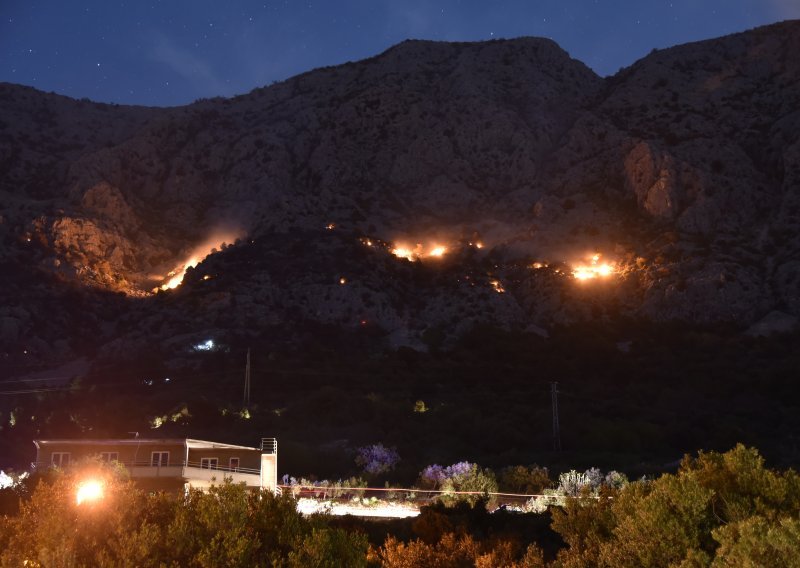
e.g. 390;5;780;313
551;445;800;567
355;444;400;477
0;460;151;567
288;527;369;568
712;516;800;567
437;462;498;508
498;465;551;494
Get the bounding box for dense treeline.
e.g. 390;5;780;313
1;445;798;566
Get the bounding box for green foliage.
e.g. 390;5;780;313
712;516;800;567
0;462;152;567
499;465;552;494
551;445;800;567
288;527;369;568
438;463;499;508
3;445;800;566
371;533;545;568
0;464;362;567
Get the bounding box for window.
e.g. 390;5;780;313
200;457;218;470
229;457;240;471
51;452;70;467
100;452;119;463
151;451;169;467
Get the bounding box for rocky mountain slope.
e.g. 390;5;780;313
1;21;799;372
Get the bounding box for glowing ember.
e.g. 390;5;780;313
76;480;104;505
339;277;347;285
429;245;447;257
490;279;505;293
325;223;336;230
391;246;419;261
572;254;616;281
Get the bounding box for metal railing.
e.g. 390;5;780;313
184;461;260;475
33;460;262;478
261;438;277;454
33;460;187;470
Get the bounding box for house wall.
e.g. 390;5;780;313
34;439;276;493
187;448;261;470
36;441;186;467
261;453;278;490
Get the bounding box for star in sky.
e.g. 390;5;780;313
0;0;797;107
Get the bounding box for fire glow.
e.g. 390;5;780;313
391;243;449;261
157;231;242;291
572;254;616;281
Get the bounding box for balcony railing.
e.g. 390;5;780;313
33;461;261;478
185;461;260;476
261;438;277;454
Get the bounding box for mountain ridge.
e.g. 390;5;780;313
1;21;799;370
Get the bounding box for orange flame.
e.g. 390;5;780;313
391;242;448;261
572;254;616;281
157;231;242;291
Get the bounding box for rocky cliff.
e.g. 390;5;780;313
1;21;798;370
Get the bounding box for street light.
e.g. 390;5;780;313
76;479;104;505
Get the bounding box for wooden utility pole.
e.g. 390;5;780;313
243;348;251;407
551;382;562;451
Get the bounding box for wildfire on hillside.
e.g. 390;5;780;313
571;254;616;281
154;232;242;292
391;243;449;261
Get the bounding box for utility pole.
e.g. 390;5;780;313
551;382;562;452
243;348;251;408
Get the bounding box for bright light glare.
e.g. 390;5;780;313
194;339;215;351
296;498;419;518
76;480;104;505
572;253;616;281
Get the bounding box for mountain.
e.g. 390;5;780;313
1;21;799;372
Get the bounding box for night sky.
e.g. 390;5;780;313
1;1;798;108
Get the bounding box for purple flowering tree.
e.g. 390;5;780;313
355;444;400;476
419;465;446;489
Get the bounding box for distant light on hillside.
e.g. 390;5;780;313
194;339;215;351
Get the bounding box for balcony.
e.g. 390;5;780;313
183;462;261;487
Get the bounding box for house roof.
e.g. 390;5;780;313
33;438;263;451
